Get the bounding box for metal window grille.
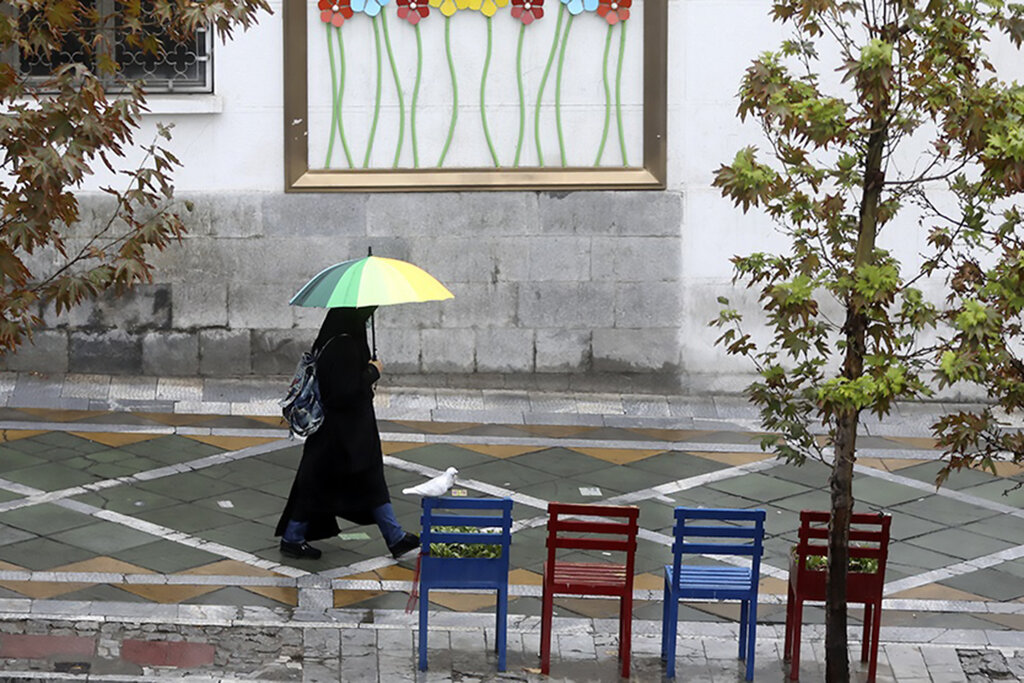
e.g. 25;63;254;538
13;2;212;94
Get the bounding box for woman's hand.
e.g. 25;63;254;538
369;359;383;375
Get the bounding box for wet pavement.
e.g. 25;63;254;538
0;372;1020;681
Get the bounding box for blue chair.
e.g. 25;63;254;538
418;496;514;672
661;507;766;680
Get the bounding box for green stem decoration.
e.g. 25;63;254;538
594;23;613;166
533;4;564;167
380;11;405;168
477;17;497;166
363;15;384;169
513;23;526;167
411;24;423;168
554;14;574;167
325;25;338;167
480;17;499;167
616;20;628;166
438;16;458;167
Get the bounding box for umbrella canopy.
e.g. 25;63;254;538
290;255;454;308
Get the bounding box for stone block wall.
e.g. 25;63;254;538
1;190;687;393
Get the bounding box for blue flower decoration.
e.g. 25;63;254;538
352;0;390;16
560;0;596;14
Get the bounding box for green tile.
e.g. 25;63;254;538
886;512;945;541
135;503;242;533
939;567;1024;601
886;541;958;572
194;489;286;521
0;526;35;547
198;520;276;553
897;460;996;490
50;521;160;554
120;435;223;463
509;448;615;478
633;499;677;533
0;438;54;455
252;478;292;498
962;515;1024;545
903;527;1015;560
83;463;143;479
0;449;45;473
59;584;149;603
394;444;493;471
766;460;834;488
379;466;424;487
71;487;179;516
1;502;93;535
254;542;366;572
133;471;239;502
672;488;756;509
580;465;671;495
851;477;927;507
456;460;558;489
2;463;100;490
957;480;1024;507
0;537;94;570
0;489;25;504
259;445;304;469
517;478;603;504
706;473;812;503
183;586;284;608
112;540;222;572
891;495;997;526
620;450;725;479
770;490;833;514
201;459;297;489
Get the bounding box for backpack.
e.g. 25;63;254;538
280;336;338;437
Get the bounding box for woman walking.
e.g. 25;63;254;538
275;307;419;560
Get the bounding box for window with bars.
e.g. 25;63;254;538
10;2;212;94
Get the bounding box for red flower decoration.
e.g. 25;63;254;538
510;0;544;24
397;0;430;24
319;0;354;27
596;0;629;24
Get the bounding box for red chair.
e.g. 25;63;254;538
784;510;892;683
540;502;639;679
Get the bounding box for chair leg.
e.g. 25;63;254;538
861;603;872;663
496;587;508;672
745;595;758;682
665;597;679;679
867;600;882;683
540;584;554;675
739;599;749;659
620;592;632;679
788;598;803;681
661;577;671;661
783;582;795;662
418;588;429;671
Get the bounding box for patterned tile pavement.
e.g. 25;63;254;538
0;371;1019;680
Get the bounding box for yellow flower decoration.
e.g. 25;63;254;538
429;0;507;15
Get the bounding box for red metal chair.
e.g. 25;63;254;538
540;502;640;679
784;510;892;683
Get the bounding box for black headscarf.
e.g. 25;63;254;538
313;306;376;353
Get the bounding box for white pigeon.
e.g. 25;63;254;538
402;467;458;497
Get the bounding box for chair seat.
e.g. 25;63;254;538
547;561;630;595
665;564;754;599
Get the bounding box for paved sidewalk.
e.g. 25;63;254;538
0;371;1019;681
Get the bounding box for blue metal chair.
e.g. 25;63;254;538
418;496;514;672
661;507;766;680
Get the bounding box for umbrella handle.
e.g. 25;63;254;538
371;310;377;360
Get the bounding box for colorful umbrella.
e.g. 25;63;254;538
289;252;453;357
289;255;454;308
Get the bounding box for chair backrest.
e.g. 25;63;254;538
671;507;766;581
421;496;513;561
546;502;640;570
794;510;891;577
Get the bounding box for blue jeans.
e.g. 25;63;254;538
284;504;405;547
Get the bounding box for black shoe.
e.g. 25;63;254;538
280;540;322;559
388;533;420;559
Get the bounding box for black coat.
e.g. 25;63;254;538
275;311;389;542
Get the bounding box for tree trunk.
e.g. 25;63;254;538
825;122;886;683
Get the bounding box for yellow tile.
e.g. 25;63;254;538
569;447;664;465
632;572;663;591
889;584;987;601
695;451;774;466
181;559;283;578
19;409;108;422
880;458;932;471
429;591;496;612
986;461;1024;478
374;565;416;582
0;430;48;443
695;601;742;621
52;557;152;575
0;579;89;599
68;432;161;448
552;597;621;619
119;584;220;603
0;560;25;572
759;576;788;596
0;556;155;600
246;415;290;428
508;568;543;586
182;435;282;450
980;613;1024;630
460;444;539;459
382;442;424;455
885;436;941;450
334;589;385;608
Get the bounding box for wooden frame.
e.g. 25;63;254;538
282;0;667;192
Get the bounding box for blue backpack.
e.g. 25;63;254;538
280;336;338;437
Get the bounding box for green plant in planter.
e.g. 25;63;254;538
794;546;879;574
429;526;502;559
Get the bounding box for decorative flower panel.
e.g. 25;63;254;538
284;0;665;191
